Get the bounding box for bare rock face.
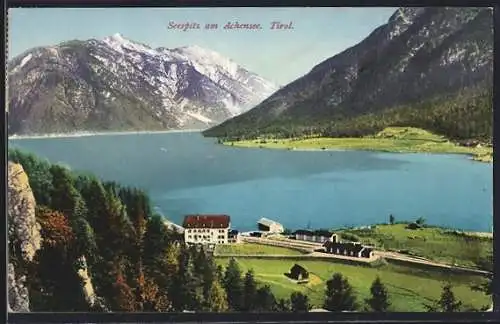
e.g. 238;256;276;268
7;162;42;312
8;263;30;312
77;256;97;307
8;162;42;261
7;35;279;135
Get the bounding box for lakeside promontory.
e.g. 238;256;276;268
221;127;493;163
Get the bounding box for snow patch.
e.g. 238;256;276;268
102;33;158;57
19;54;32;69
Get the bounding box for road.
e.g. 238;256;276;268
240;236;492;277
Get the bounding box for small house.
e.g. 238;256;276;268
228;229;241;243
289;263;309;281
257;218;284;233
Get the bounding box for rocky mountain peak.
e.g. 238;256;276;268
7;35;278;135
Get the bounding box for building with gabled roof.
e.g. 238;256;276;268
289;263;309;281
183;214;231;245
323;241;374;258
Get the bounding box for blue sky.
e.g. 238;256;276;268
8;7;396;84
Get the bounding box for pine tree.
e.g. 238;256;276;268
204;274;229;312
242;269;258;311
170;246;203;312
428;284;462;312
201;253;217;304
223;258;244;311
276;298;291;312
142;215;169;275
365;276;391;312
255;285;277;312
290;291;311;312
324;273;358;312
49;165;86;220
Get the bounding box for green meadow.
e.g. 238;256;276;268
215;243;305;255
223;127;492;162
337;224;493;270
215;257;491;312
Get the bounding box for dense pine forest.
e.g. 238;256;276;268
204;86;492;144
7;149;490;312
7;149;307;312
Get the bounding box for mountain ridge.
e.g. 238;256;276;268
7;34;279;135
203;7;493;141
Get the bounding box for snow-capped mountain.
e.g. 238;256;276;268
7;33;278;135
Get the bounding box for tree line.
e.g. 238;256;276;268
7;149;487;312
204;86;492;144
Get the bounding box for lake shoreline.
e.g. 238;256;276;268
219;127;493;163
221;139;493;163
8;128;203;140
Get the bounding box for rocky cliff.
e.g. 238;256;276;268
7;162;42;312
7;162;101;312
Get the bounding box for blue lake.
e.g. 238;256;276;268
9;131;493;232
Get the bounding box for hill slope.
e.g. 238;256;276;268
203;7;493;141
7;34;278;135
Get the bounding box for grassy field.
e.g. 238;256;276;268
215;257;491;312
223;127;492;163
215;243;304;255
336;224;493;270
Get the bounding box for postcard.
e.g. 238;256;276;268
7;7;493;313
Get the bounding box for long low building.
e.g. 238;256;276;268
183;214;231;245
323;241;374;258
257;217;284;233
294;229;337;243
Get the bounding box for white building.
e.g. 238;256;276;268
183;214;230;245
257;217;284;233
294;230;337;243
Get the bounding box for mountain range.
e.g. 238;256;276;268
204;7;493;142
8;7;493;140
7;34;278;135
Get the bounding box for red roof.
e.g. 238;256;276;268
182;214;230;229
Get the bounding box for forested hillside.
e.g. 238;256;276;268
203;8;493;143
7;149;295;312
206;86;492;143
